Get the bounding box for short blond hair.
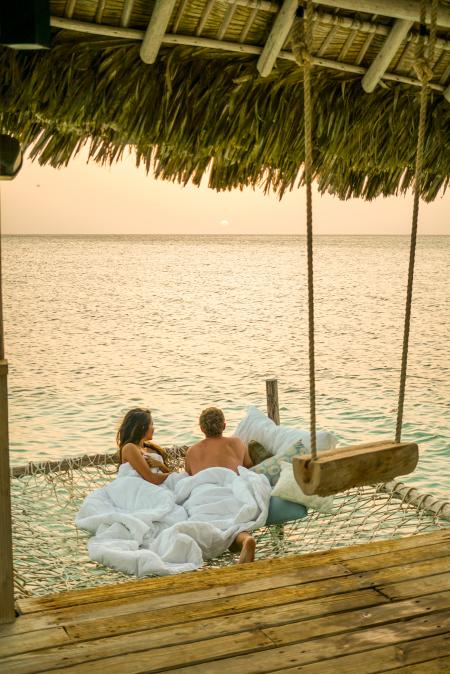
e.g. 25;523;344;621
200;407;225;437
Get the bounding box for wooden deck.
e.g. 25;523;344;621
1;530;450;673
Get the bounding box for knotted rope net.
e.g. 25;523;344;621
11;447;450;599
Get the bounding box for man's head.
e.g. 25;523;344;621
199;407;226;438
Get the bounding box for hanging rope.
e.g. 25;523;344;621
292;1;317;458
395;0;438;443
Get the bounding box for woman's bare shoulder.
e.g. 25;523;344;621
121;442;140;458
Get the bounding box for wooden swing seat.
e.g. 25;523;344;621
293;440;419;497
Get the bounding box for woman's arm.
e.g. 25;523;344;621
145;456;170;473
122;444;169;484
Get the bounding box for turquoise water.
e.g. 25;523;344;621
3;235;449;498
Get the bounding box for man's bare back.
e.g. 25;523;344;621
185;435;252;476
185;407;256;564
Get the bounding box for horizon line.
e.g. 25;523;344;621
4;232;449;237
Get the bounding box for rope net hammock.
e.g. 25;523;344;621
11;447;450;600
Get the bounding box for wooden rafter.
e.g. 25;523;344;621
393;39;413;73
173;0;190;33
338;29;357;61
121;0;135;28
257;0;298;77
440;62;450;84
64;0;77;19
362;18;413;92
140;0;178;64
195;0;216;36
318;24;338;57
217;2;238;41
95;0;106;24
239;7;258;43
355;32;375;64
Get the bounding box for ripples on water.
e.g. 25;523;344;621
3;235;449;497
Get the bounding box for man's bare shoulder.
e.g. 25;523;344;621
186;440;205;456
229;436;247;449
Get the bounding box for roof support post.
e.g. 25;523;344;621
0;359;14;624
140;0;178;64
0;193;15;624
257;0;298;77
362;18;413;93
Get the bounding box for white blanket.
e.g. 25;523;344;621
76;463;271;577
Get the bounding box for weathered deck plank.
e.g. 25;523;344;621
271;635;450;673
22;612;450;674
6;553;450;639
15;528;450;614
4;592;450;674
0;628;70;658
66;587;387;641
0;529;449;674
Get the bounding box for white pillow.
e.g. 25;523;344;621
234;406;338;456
271;461;334;513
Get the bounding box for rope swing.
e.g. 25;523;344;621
292;0;438;497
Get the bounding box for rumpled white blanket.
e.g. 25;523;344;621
76;463;271;576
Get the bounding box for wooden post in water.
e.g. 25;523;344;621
266;378;280;425
0;192;15;624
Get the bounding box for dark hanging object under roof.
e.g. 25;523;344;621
0;135;23;180
0;0;50;49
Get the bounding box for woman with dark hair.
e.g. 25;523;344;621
116;408;170;485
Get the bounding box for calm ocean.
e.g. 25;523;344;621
3;235;449;497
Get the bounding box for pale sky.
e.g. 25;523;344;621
2;150;449;235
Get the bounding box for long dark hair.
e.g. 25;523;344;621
116;408;153;461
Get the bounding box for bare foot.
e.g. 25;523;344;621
238;536;256;564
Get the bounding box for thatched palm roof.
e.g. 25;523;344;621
1;0;449;200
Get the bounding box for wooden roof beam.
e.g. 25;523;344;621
313;0;450;29
173;0;190;33
95;0;106;24
64;0;77;18
140;0;178;64
217;3;238;41
257;0;298;77
362;18;413;92
121;0;135;28
239;7;258;43
444;84;450;103
195;0;216;36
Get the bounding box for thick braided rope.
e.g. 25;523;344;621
395;0;437;443
300;1;317;458
291;2;316;457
